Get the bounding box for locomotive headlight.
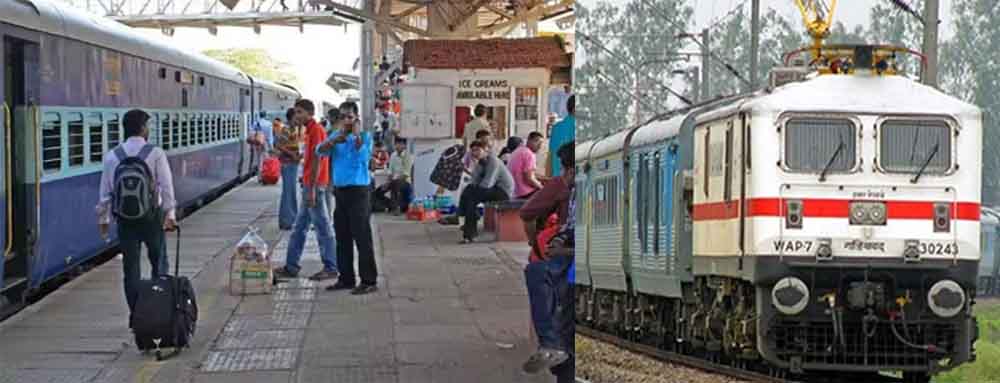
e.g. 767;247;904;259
850;201;886;225
928;280;966;318
772;277;810;315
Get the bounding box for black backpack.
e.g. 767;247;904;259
111;144;157;222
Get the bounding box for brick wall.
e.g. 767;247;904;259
403;37;571;70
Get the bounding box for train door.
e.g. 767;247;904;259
1;33;41;312
693;116;743;277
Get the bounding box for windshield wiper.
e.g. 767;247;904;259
819;138;845;182
910;142;940;184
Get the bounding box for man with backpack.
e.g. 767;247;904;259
95;109;177;317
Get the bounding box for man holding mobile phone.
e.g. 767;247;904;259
317;101;379;295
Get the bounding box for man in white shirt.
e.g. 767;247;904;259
95;109;177;316
463;104;490;146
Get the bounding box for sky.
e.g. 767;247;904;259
133;24;361;105
575;0;956;66
127;15;569;106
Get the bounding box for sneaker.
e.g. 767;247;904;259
273;267;298;279
351;284;378;295
326;281;356;291
308;270;340;281
522;348;569;374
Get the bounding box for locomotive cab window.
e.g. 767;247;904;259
878;119;953;174
783;117;857;173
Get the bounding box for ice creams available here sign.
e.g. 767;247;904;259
456;79;511;100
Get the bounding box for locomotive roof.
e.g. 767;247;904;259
590;129;630;160
748;74;980;119
1;0;248;84
629;114;687;149
984;207;1000;226
575;140;596;163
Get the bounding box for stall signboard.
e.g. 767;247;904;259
456;79;511;101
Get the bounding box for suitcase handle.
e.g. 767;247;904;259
171;225;181;277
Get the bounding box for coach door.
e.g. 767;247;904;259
0;30;41;312
693;116;744;277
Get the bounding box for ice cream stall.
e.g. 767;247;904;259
398;37;571;198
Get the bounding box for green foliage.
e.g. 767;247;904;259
202;48;299;86
934;301;1000;383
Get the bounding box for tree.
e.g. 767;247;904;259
575;0;694;140
939;0;1000;204
867;0;924;78
203;48;299;85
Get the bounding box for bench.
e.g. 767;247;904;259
484;199;528;242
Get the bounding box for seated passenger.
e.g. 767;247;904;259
456;139;513;243
508;132;549;200
518;141;575;379
375;138;412;215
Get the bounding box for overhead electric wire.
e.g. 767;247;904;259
578;31;694;105
637;0;752;88
886;0;925;24
704;1;744;31
588;68;665;122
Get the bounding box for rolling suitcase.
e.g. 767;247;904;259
131;226;198;361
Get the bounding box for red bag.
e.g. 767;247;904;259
260;157;280;185
530;214;560;263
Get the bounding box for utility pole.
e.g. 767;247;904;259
749;0;760;92
361;0;375;131
921;0;939;87
701;28;710;101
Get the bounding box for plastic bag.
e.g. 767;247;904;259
229;227;272;296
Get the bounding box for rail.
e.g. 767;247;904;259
577;324;792;383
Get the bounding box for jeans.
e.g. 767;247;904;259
119;209;169;313
458;185;508;239
333;186;378;286
525;255;574;350
283;187;337;274
279;163;299;228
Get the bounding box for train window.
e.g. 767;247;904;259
609;177;618;225
41;112;62;172
653;152;661;254
194;114;203;145
181;89;189;108
180;114;190;147
214;115;222;142
106;113;121;150
878;120;951;174
199;77;205;86
67;113;85;167
637;154;648;253
784;118;856;173
161;114;172;150
175;71;181;82
159;68;167;79
87;112;104;164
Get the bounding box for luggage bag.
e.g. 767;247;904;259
131;226;198;361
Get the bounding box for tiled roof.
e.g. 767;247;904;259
403;37;571;71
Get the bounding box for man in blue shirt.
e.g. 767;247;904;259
548;95;574;177
316;101;379;295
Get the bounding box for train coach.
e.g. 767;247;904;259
0;0;299;315
576;45;983;382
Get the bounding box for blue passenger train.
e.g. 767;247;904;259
0;0;300;314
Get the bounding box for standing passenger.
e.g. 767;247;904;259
96;109;177;317
273;108;301;230
548;95;574;177
464;104;490;147
317;101;379;295
323;108;341;217
273;99;338;281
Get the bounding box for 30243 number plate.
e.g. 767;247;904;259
917;242;959;255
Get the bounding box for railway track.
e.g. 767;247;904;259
577;325;906;383
577;324;793;383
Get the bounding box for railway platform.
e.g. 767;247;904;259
0;182;550;383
